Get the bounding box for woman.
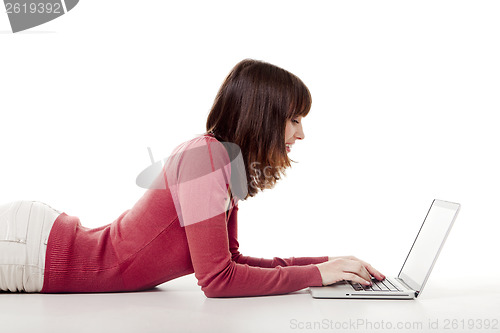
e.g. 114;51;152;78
0;59;384;297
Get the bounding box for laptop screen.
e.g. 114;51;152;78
398;199;460;295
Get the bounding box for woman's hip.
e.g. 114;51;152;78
0;200;61;292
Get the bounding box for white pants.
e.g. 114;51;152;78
0;200;61;292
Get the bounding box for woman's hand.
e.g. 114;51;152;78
316;256;385;286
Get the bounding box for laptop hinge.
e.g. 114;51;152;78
396;277;418;297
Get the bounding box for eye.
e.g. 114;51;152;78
292;119;300;124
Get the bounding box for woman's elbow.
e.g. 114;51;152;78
201;284;229;298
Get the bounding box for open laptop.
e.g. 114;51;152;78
310;199;460;299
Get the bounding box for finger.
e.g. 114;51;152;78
343;272;371;286
343;260;372;282
349;257;385;280
359;260;385;280
335;256;386;280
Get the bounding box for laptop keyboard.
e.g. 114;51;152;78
348;278;402;292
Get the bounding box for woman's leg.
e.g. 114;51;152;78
0;200;61;292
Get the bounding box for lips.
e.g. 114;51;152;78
286;143;293;152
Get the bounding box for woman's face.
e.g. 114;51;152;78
284;116;305;153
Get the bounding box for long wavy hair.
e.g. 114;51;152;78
206;59;312;199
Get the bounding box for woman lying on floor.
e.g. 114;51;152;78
0;59;384;297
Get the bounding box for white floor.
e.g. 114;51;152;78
1;274;499;333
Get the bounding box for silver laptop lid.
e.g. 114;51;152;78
398;199;460;297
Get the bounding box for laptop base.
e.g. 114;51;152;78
309;278;416;299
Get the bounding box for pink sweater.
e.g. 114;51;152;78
41;134;327;297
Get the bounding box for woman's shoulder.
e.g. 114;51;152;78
176;132;220;149
169;132;247;202
185;132;227;153
167;133;230;169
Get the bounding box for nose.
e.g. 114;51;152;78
296;123;305;140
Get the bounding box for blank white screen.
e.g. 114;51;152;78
399;201;459;289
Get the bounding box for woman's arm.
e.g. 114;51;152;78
184;211;323;297
175;137;323;297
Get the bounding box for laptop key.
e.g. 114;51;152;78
348;281;364;291
371;278;390;291
384;279;401;291
377;280;391;291
362;284;373;291
370;281;382;291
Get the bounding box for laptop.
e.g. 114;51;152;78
309;199;460;299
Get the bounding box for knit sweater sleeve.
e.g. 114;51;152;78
174;136;324;297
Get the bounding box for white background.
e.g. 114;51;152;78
1;0;499;283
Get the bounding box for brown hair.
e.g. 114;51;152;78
206;59;312;199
